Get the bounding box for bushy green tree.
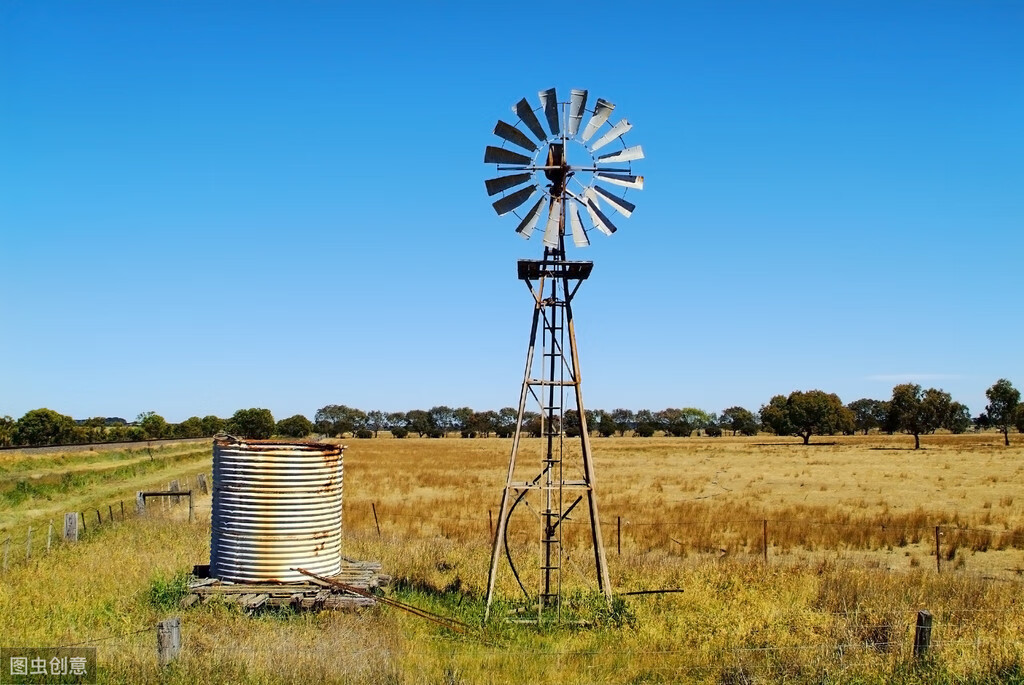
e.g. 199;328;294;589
16;408;76;446
176;416;204;438
136;411;168;440
846;398;886;435
229;408;275;439
0;415;17;446
720;406;758;436
200;415;226;436
887;384;955;449
759;390;853;445
985;379;1020;446
276;414;313;438
314;405;366;437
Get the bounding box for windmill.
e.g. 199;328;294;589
482;88;644;622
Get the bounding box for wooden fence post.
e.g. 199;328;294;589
64;513;79;542
95;509;102;525
617;516;621;556
121;501;125;520
488;510;493;540
372;502;381;538
188;492;194;523
198;473;208;495
26;526;32;560
80;512;87;534
914;610;933;658
763;519;769;564
157;617;181;667
934;526;941;573
108;504;114;522
170;480;180;505
47;520;53;552
136;492;146;515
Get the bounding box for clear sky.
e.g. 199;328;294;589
1;1;1021;423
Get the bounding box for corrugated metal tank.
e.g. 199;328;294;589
211;438;344;583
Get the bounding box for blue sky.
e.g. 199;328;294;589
1;1;1021;422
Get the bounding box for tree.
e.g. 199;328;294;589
634;409;658;437
229;408;275;439
314;405;366;437
365;410;389;438
136;411;168;440
759;391;853;445
471;410;499;437
200;415;226;436
406;409;433;437
428;406;457;436
720;406;758;436
277;414;313;438
597;413;618;438
494;408;518;438
610;408;635;437
946;402;972;434
846;398;886;435
15;408;76;446
386;412;409;434
887;384;953;449
657;408;706;437
176;416;204;438
985;378;1020;446
0;416;15;447
1014;405;1024;435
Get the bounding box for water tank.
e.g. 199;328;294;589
211;438;344;583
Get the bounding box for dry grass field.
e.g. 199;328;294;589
1;433;1023;683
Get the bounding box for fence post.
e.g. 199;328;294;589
121;501;125;520
372;503;381;538
64;513;79;542
80;512;87;534
763;519;769;564
188;492;194;523
109;505;114;522
47;520;53;552
934;526;941;573
170;480;180;505
617;516;621;556
488;510;493;540
136;492;146;515
26;526;32;560
95;509;102;525
156;617;181;667
914;610;933;658
198;473;208;495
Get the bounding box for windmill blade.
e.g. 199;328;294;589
580;98;615;143
492;184;537;216
514;98;548;142
485;173;531;197
594;171;644;190
493;121;538;152
542;197;561;248
584;186;602;210
484;146;532;165
567;89;588;137
596;145;645;164
590;120;633;152
594;185;635;217
514;197;545;239
585;198;618;236
539;88;559;136
568;200;590;247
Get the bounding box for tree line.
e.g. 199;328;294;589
2;379;1020;449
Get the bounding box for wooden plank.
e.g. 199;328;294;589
180;594;200;609
244;594;269;610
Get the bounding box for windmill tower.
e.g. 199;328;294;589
482;88;644;622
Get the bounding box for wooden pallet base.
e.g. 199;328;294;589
184;559;390;612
